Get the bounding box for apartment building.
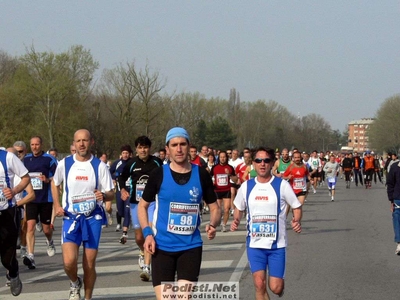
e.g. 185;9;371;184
347;118;375;152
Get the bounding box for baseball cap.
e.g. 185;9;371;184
165;127;190;144
365;150;371;154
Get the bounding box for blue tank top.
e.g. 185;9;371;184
153;164;203;252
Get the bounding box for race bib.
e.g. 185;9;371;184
0;180;8;209
167;202;199;235
328;177;336;183
29;172;43;190
71;192;97;216
251;215;277;239
216;174;229;186
136;183;145;201
293;177;306;190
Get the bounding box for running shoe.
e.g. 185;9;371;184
23;255;36;269
331;196;334;202
20;247;27;259
119;233;128;244
47;240;56;257
221;224;227;232
36;222;43;232
115;224;121;232
69;277;82;300
229;209;234;216
5;273;10;287
140;266;151;281
138;251;145;269
10;275;22;296
396;244;400;255
107;213;113;226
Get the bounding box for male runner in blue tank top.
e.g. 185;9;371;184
138;127;221;300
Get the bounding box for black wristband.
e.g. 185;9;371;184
209;224;216;229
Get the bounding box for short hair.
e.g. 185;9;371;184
49;147;58;152
135;136;152;147
218;151;227;159
30;136;43;144
190;145;197;150
120;144;133;153
13;141;26;148
159;149;166;154
252;147;275;162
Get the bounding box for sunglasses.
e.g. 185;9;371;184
17;150;24;153
227;152;232;155
254;158;272;164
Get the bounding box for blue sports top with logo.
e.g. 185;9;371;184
142;164;216;252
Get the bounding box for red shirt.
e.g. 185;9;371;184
210;164;235;192
235;162;247;184
283;163;309;194
191;156;203;167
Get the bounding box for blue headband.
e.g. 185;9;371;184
165;127;190;144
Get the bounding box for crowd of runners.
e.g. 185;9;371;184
0;129;395;300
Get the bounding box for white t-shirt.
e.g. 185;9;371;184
0;151;29;209
53;155;114;214
229;158;243;183
309;157;321;170
234;176;301;249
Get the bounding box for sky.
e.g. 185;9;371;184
1;1;399;131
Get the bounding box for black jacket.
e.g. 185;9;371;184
386;162;400;202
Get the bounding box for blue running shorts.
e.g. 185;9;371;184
247;246;286;279
130;202;155;229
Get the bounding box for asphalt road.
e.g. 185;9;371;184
0;177;397;300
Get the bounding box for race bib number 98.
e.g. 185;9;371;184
167;202;199;235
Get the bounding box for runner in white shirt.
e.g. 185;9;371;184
231;147;302;299
52;129;114;300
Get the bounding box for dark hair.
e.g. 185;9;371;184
252;147;275;162
218;151;227;159
49;147;58;152
120;144;133;153
135;136;152;147
159;149;166;154
190;145;197;150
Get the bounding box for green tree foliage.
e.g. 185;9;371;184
369;94;400;153
205;116;236;150
14;45;99;149
193;119;207;147
0;46;352;157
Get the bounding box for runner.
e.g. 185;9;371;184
109;145;133;233
51;129;114;300
283;151;311;209
272;148;291;178
23;136;58;269
138;127;220;300
210;151;237;232
231;146;302;299
0;148;32;296
118;136;163;281
323;154;340;201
